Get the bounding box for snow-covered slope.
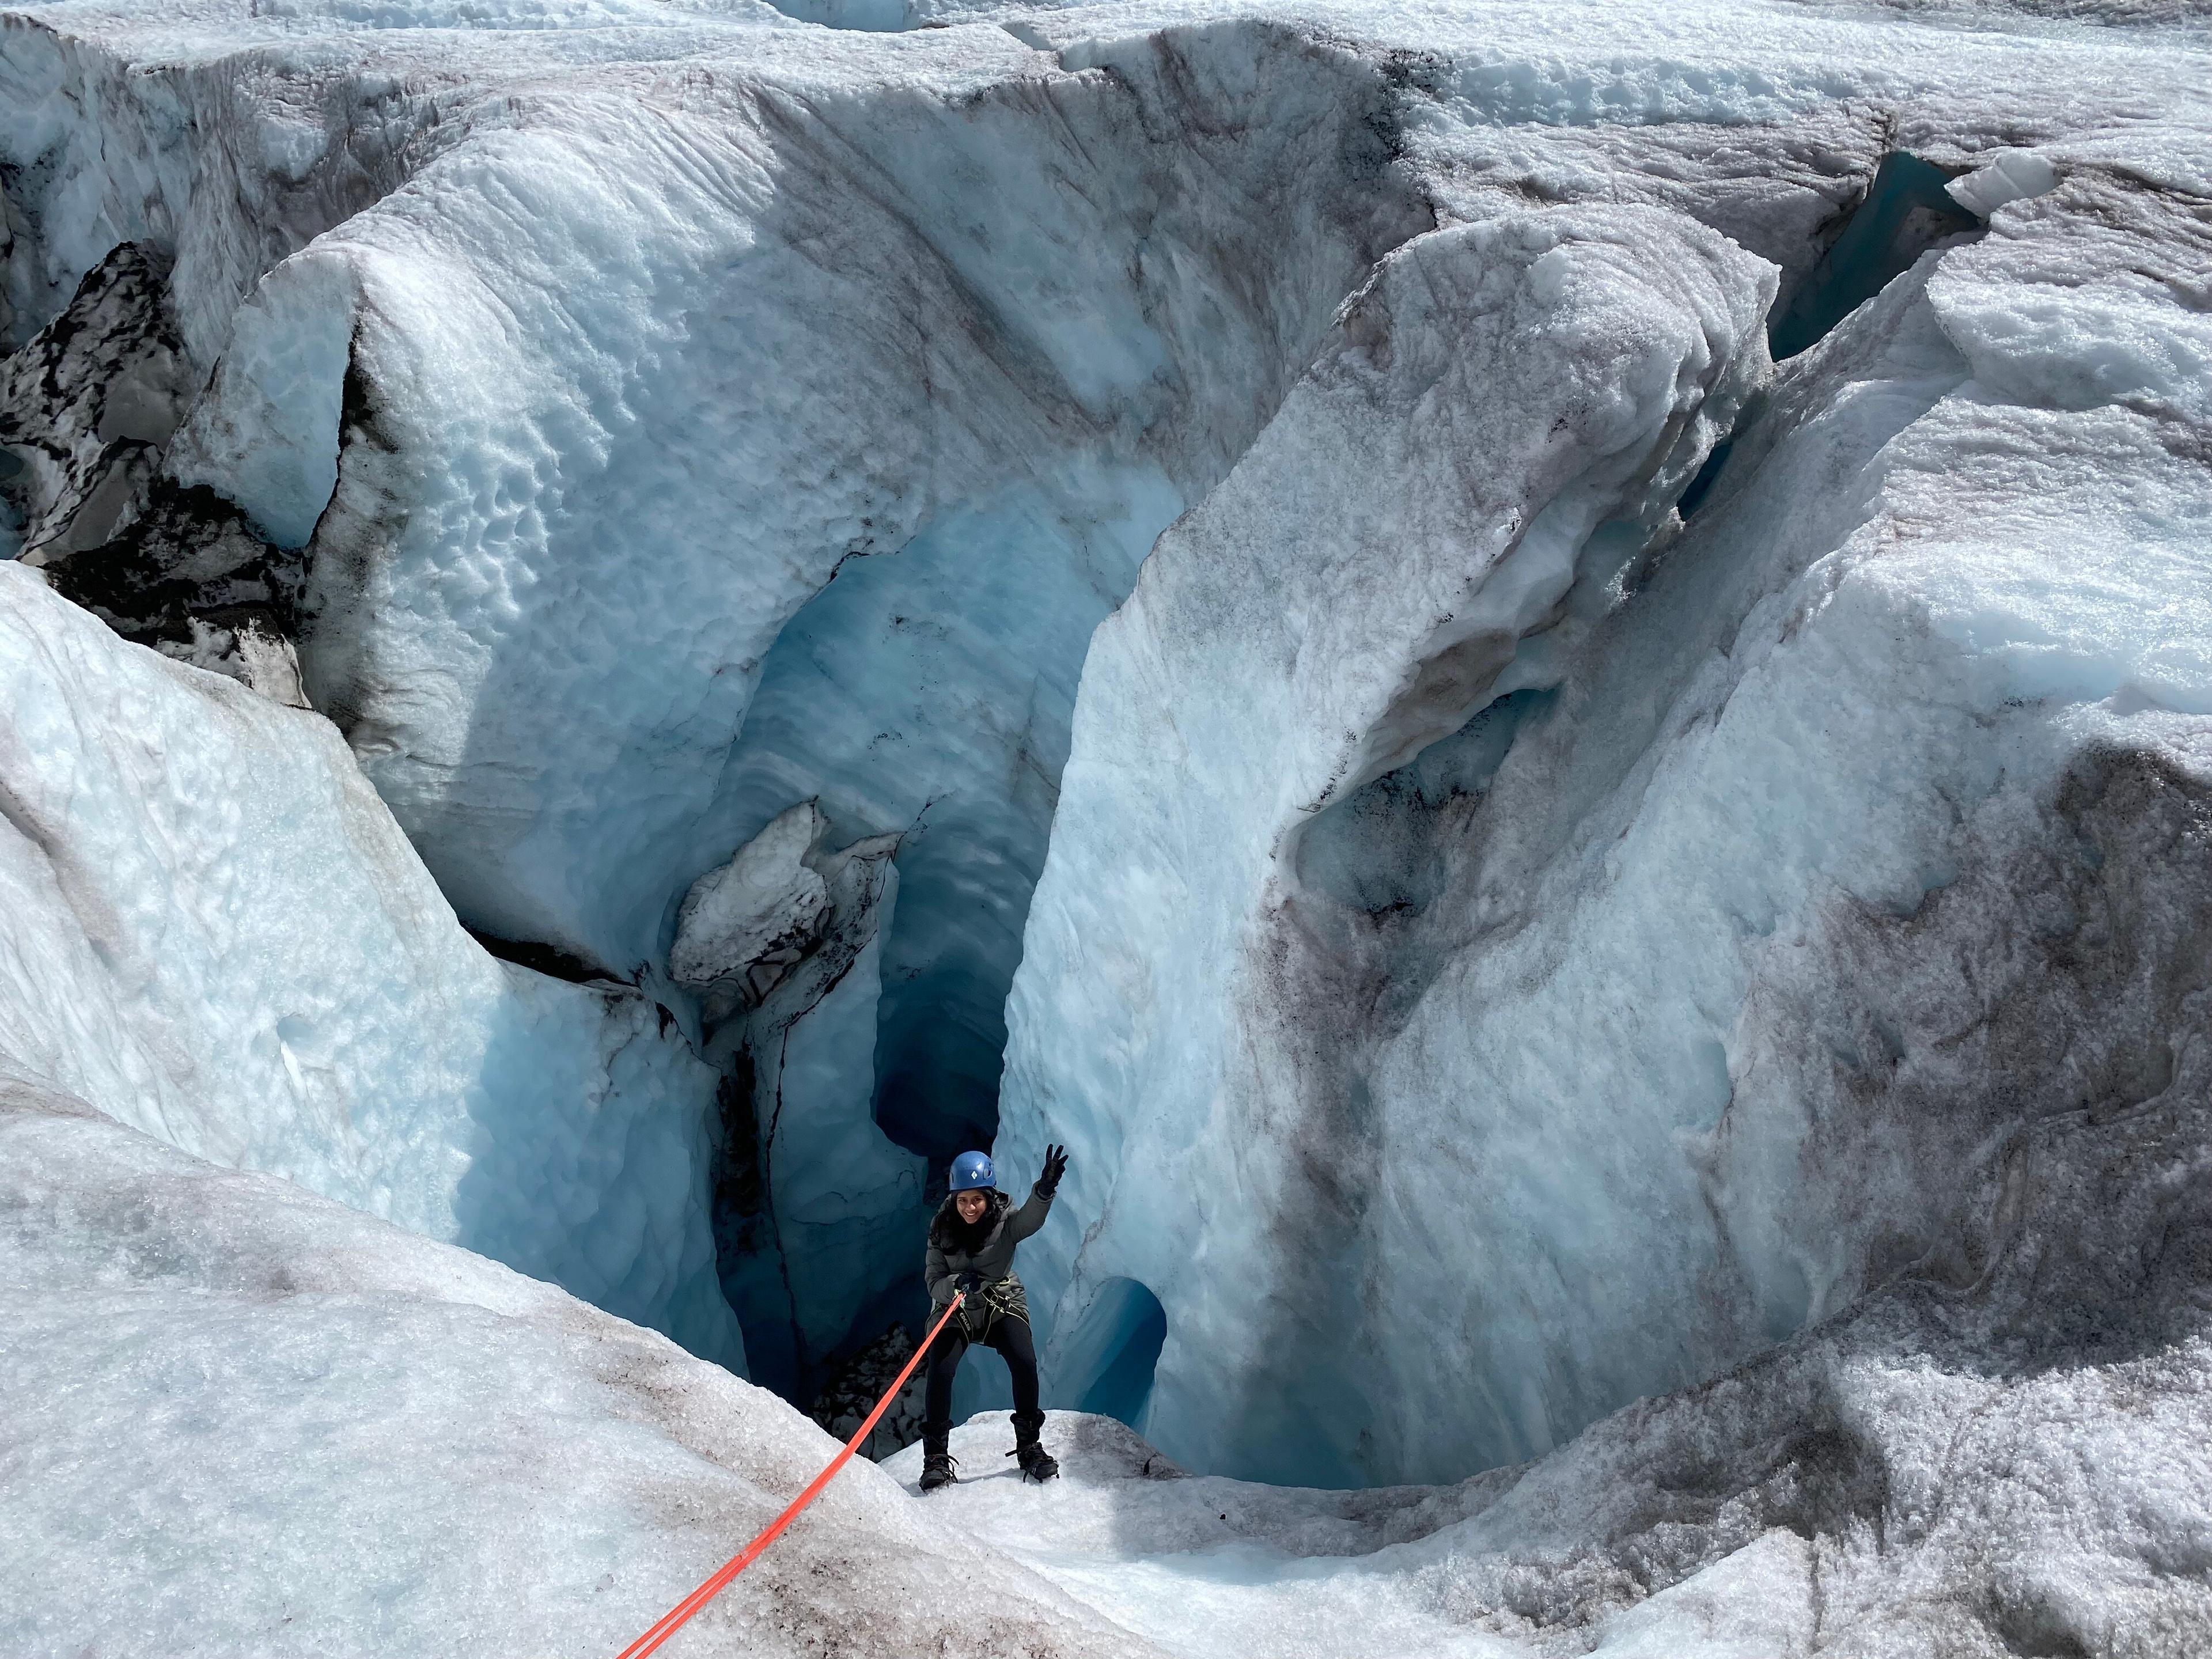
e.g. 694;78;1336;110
17;1048;2200;1658
0;1074;1152;1658
898;1257;2212;1659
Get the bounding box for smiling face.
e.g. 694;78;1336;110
955;1189;989;1225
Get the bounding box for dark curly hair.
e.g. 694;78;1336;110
929;1187;1008;1252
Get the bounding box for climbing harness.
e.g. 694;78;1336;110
612;1291;967;1658
952;1272;1029;1340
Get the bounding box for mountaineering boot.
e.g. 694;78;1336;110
919;1431;958;1493
1011;1416;1058;1483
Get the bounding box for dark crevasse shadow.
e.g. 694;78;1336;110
700;474;1167;1403
1681;151;1978;525
1768;151;1981;361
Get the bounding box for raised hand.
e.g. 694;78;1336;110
1038;1143;1069;1196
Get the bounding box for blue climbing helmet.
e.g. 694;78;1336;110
948;1150;995;1193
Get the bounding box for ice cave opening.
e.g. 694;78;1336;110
1057;1278;1169;1432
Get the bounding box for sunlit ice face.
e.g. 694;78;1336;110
955;1190;989;1225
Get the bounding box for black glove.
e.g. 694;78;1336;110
1037;1143;1068;1197
956;1270;982;1297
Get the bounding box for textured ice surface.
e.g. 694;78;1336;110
10;1057;2206;1656
0;243;191;563
671;801;835;999
896;1302;2212;1659
1;0;1433;1401
0;1077;1150;1658
1001;196;1775;1482
993;0;2212;1490
706;824;930;1398
0;561;741;1368
82;9;1422;989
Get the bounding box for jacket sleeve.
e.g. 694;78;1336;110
925;1233;958;1305
1004;1183;1054;1245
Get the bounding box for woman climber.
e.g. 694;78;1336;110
918;1142;1069;1491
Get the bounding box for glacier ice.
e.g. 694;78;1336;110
165;15;1420;987
1001;196;1777;1484
0;559;741;1369
999;19;2212;1490
893;1263;2212;1659
688;801;929;1396
1766;150;1980;360
1057;1277;1169;1427
4;0;2212;1650
671;801;838;1005
0;243;192;563
3;0;1434;1412
10;1048;2208;1655
1;237;315;699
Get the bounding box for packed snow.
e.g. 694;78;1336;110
5;0;2212;1650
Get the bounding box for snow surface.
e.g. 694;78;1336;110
895;1287;2212;1659
8;1051;2210;1657
0;1075;1152;1658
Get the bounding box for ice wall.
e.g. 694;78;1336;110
1002;105;2212;1485
673;803;930;1395
0;561;741;1368
4;0;2212;1647
8;0;2212;1489
999;200;1773;1484
263;22;1427;988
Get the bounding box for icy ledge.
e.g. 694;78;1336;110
897;1297;2212;1659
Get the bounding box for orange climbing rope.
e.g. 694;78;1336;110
612;1291;967;1659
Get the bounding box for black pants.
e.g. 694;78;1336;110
923;1313;1041;1438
